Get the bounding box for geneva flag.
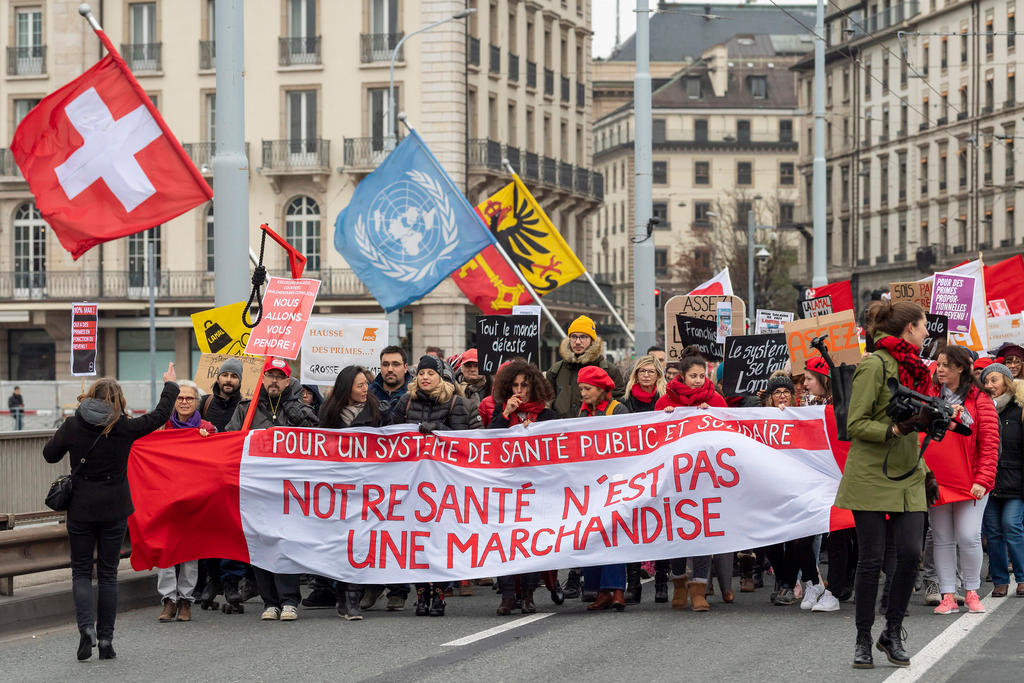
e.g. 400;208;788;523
333;130;496;312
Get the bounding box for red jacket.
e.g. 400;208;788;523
926;384;999;492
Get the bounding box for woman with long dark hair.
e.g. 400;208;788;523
835;301;933;669
44;364;179;661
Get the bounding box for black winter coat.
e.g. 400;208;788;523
225;378;317;431
391;392;471;431
319;403;385;429
200;382;241;432
43;381;179;523
625;393;662;413
993;398;1024;499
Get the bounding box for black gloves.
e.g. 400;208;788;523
924;471;940;507
419;422;439;435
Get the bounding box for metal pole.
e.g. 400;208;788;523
811;0;827;286
747;209;755;317
213;0;250;307
147;238;157;406
632;0;655;354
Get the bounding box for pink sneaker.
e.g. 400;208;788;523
965;590;985;613
934;593;959;615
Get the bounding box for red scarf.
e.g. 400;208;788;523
630;384;658;404
874;334;931;393
664;376;718;407
505;400;547;426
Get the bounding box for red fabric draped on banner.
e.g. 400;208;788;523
984;254;1024;314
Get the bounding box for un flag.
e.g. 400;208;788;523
334;130;495;312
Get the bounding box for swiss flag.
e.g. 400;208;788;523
10;52;212;259
687;267;734;296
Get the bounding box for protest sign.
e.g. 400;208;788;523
512;305;542;323
798;295;833;319
754;309;794;334
921;313;948;361
476;315;540;373
890;281;933;309
193;353;266;400
930;273;975;334
987;313;1024;348
803;280;854;313
675;314;722;361
989;299;1011;318
784;310;861;374
665;294;745;360
921;261;989;351
191;301;252;356
716;301;733;343
721;333;789;396
244;277;321;359
301;317;388;386
71;302;98;376
128;408;855;582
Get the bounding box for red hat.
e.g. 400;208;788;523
263;357;291;378
973;357;996;371
577;365;615;392
805;356;829;378
461;348;479;363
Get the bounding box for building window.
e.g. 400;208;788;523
127;2;159;71
685;77;701;99
694;201;712;225
13;202;46;294
864;58;871;98
13;7;44;75
961;29;968;63
737;120;751;142
655;248;669;276
882;55;889;91
778;202;794;226
368;86;397;150
205;204;215;272
694;161;710;185
127;226;162;289
118;329;175;381
285;196;321;271
779;119;793;142
749;75;767;99
737;161;752;185
13;98;41;127
694;118;708;141
986;18;994;56
652;118;666;143
285;0;319;64
652;201;669;228
204;93;216;142
287;88;318;153
652;161;668;185
1010;12;1017;50
780;162;795;185
8;329;55;381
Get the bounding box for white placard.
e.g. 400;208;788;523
300;317;389;386
755;309;795;334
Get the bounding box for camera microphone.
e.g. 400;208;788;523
948;418;973;436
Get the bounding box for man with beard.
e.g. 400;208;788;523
371;345;413;420
199;357;243;431
546;315;625;419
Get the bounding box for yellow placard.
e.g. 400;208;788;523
191;301;255;356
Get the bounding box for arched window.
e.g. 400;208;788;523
285;195;321;271
13;202;46;295
205;204;215;272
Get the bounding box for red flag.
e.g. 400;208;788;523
10;45;211;259
687;267;734;296
804;280;854;314
983;254;1024;314
452;243;535;314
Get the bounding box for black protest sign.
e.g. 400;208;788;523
475;315;540;374
675;314;722;361
71;303;98;376
798;295;834;319
721;333;790;396
921;313;948;361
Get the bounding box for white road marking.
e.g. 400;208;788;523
441;613;553;647
883;593;1009;682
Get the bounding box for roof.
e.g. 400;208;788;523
651;66;799;109
608;2;817;62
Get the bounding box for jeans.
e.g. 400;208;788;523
253;568;300;609
12;409;23;430
930;495;988;593
983;497;1024;585
582;564;626;591
157;561;198;602
670;556;711;582
852;510;925;634
67;518;127;640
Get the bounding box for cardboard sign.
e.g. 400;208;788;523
193;353;266;401
798;295;833;319
921;313;948;362
244;277;321;359
475;315;540;374
721;333;790;396
191;301;253;356
300;317;388;386
755;309;794;334
675;314;723;362
890;281;933;309
716;301;732;343
71;302;98;376
988;313;1024;349
665;294;745;360
989;299;1011;318
930;273;975;334
784;310;862;374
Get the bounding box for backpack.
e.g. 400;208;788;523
604;399;622;415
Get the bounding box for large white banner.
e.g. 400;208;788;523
237;408;842;583
300;316;388;386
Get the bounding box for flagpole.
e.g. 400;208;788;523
398;115;566;339
501;160;634;343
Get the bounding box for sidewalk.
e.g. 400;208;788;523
0;559;158;637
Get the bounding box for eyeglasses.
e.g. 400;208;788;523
176;396;196;403
569;334;591;342
1005;357;1023;365
771;389;792;397
637;368;658;376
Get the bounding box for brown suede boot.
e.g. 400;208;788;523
158;598;177;622
176;599;192;621
689;582;710;612
610;589;626;611
587;590;613;610
671;577;689;609
496;597;517;615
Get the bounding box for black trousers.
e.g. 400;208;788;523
67;518;127;640
253;568;300;609
826;528;857;596
852;510;925;634
766;537;820;588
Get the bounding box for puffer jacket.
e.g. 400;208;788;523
546;335;625;418
225;378;318;431
391;391;471;431
992;380;1024;499
924;382;1000;493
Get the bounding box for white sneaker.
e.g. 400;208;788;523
280;605;299;621
800;581;824;610
811;589;841;612
260;606;281;621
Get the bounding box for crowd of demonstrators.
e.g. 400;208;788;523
370;345;413;419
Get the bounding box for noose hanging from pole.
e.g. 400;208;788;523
242;229;269;328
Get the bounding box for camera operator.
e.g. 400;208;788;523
925;346;999;615
835;301;934;670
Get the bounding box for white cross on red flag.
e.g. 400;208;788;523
10;49;212;259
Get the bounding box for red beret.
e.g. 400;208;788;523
805;356;830;378
577;365;615;392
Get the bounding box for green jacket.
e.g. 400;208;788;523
546;336;625;418
834;342;929;512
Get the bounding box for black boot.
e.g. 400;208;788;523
625;564;642;605
564;569;581;599
429;586;446;617
549;578;565;605
339;589;363;621
77;626;96;661
654;571;669;603
876;622;910;667
222;578;242;605
414;586;430;616
853;631;874;669
97;639;116;660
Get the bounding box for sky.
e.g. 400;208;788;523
592;1;818;59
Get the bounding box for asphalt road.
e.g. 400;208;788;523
2;574;1022;683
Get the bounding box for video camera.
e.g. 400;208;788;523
885;377;972;443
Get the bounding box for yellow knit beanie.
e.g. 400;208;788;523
567;315;596;339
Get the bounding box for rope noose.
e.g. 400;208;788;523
243;230;269;329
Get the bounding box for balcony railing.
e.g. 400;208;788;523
489;43;500;74
574;167;590;194
592;173;604;200
261;139;330;171
542;156;557;183
6;45;45;75
121;43;161;71
505;146;521;172
544;68;554;96
558;161;573;190
279;36;321;66
526;60;537;88
561;76;570;102
467;139;503;170
360;33;403;63
957;111;968;121
576;82;585;108
545;278;614;309
199;40;215;69
508;53;519;82
468;36;480;66
0;149;21;178
182;142;251;174
343;136;402;169
524;152;539;180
